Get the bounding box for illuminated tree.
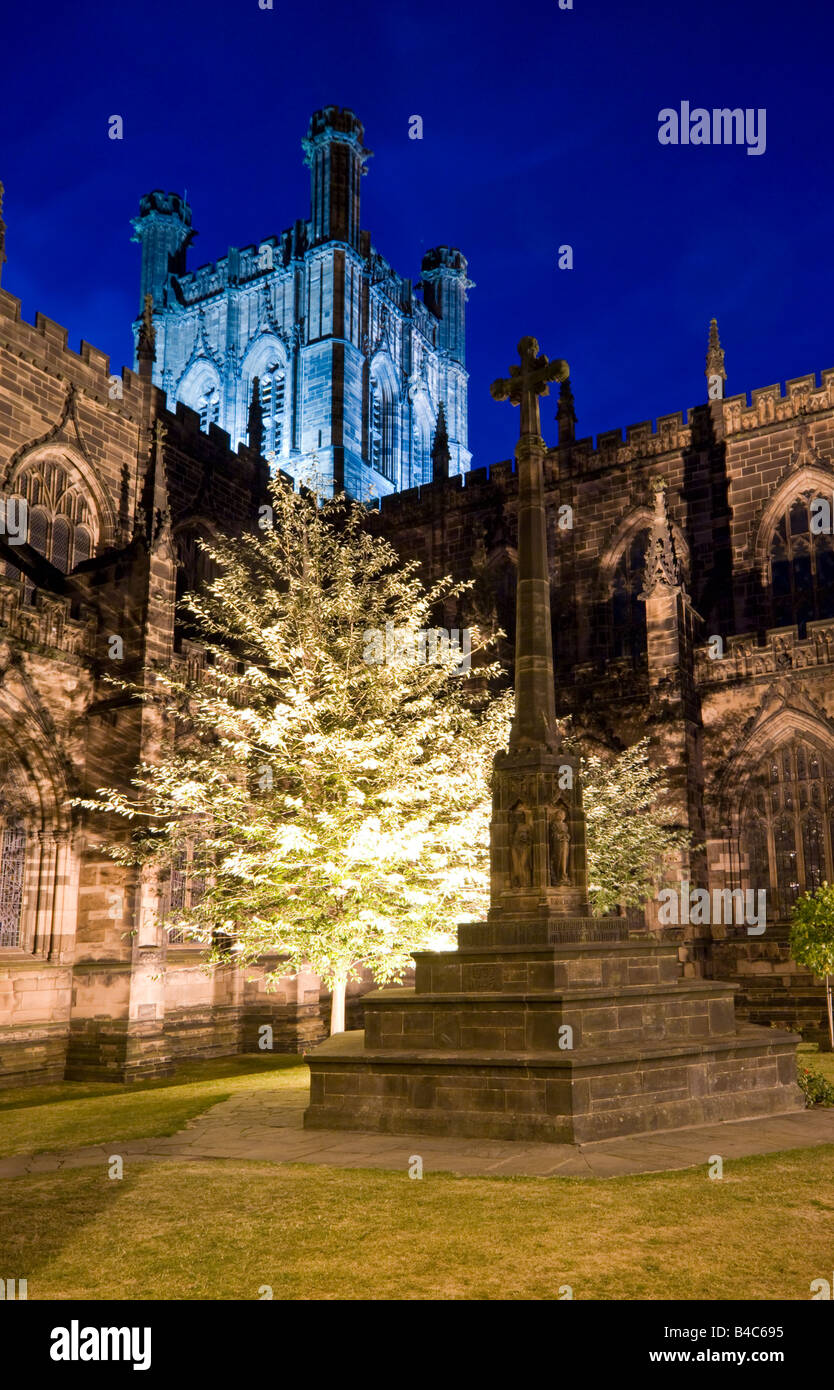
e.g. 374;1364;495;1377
790;883;834;1048
81;480;511;1034
580;739;690;915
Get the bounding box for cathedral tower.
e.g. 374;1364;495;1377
420;246;471;365
131;191;194;309
303;107;370;250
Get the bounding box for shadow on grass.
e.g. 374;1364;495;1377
0;1164;149;1295
0;1053;304;1114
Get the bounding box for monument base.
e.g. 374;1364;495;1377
304;939;803;1143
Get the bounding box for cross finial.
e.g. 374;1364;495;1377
490;336;569;439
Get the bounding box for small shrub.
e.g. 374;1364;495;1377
797;1062;834;1107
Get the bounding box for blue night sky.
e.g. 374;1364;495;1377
3;0;833;468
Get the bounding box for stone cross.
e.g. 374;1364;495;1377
490;336;569;438
489;336;567;753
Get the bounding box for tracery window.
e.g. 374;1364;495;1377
739;740;834;917
0;760;32;949
611;528;650;664
0;821;26;947
260;366;285;455
769;494;834;631
162;841;206;944
199;388;221;432
4;458;97;591
369;369;395;481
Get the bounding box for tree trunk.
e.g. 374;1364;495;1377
826;974;834;1052
330;976;347;1035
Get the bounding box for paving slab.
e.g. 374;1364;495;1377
2;1088;833;1182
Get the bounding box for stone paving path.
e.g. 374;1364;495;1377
2;1080;833;1181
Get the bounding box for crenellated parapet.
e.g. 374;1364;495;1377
721;370;834;435
695;618;834;686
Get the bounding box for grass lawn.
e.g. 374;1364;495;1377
0;1054;305;1158
1;1147;832;1300
0;1042;832;1300
0;1042;830;1162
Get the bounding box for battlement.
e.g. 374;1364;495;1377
165;398;264;477
722;368;834;435
375;458;515;518
0;288;146;414
568;410;693;470
136;189;192;227
694;617;834;685
421;246;470;278
302;106;369;161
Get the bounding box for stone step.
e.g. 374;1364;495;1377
364;982;739;1052
304;1027;803;1144
413;939;681;995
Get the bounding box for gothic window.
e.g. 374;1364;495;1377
74;525;92;567
0;822;26;948
769;494;834;632
51;515;70;574
369;367;395;481
739;740;834;917
260;366;286;456
5;458;98;589
175;527;219;612
162;841;206;944
199;388;221;432
412;410;431;487
611;528;650;664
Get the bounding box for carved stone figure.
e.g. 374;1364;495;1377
549;805;571;886
509;806;533;888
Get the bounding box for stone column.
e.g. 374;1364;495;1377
488;339;589;927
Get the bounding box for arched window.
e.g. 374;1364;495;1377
0;820;26;947
260;365;286;456
74;525;91;567
161;840;206;944
0;759;32;949
769;492;834;631
369;365;396;481
175;525;219;616
198;388;221;432
5;458;98;592
51;515;70;574
611;528;650;663
412;409;431;487
739;740;834;917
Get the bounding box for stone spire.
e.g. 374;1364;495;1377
431;401;450;483
248;376;264;457
705;318;726;399
0;182;6;289
556;376;576;445
642;480;683;596
136;293;156;378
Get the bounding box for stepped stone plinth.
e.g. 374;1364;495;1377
305;939;801;1142
304;337;802;1145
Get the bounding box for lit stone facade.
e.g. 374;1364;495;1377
370;330;834;1045
132;108;472;499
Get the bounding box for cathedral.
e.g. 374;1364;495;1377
132;107;472;498
0;114;832;1089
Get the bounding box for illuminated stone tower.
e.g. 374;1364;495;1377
132;108;472;497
